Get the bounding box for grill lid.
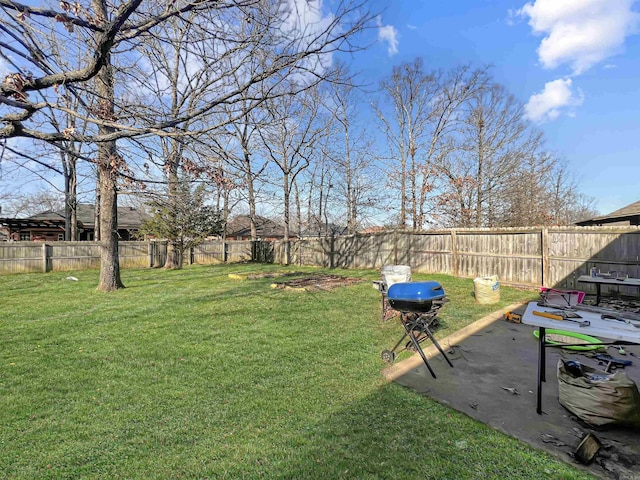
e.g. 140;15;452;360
387;281;445;302
387;281;445;312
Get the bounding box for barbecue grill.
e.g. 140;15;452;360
381;281;454;378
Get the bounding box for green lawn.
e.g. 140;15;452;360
0;264;594;479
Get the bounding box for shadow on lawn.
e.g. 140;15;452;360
218;385;589;480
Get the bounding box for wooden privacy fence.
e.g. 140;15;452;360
0;240;227;274
279;226;640;297
2;226;640;298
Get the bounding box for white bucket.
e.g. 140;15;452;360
381;265;411;287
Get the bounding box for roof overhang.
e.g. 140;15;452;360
0;218;83;229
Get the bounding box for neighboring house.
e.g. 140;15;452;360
576;200;640;227
0;203;150;241
226;215;293;241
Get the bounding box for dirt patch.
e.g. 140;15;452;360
228;271;304;280
270;274;364;291
247;271;304;279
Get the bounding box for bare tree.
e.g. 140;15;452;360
1;190;64;217
514;155;597;226
220;71;270;242
321;66;378;233
437;83;538;227
414;65;488;228
258;84;328;263
0;0;374;289
0;88;93;240
302;134;337;236
374;59;487;229
373;59;432;228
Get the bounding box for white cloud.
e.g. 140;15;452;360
376;16;399;56
407;24;417;30
281;0;332;34
517;0;640;75
279;0;336;77
524;78;584;122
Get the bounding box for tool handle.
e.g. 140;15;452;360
532;310;563;321
594;354;633;366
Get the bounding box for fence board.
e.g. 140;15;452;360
0;243;46;273
193;242;224;264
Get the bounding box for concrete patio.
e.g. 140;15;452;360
383;304;640;480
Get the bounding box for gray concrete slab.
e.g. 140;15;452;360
390;311;640;480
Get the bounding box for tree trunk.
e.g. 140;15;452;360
293;178;301;238
410;148;418;229
344;124;355;234
475;117;484;228
69;155;77;241
165;242;181;267
164;157;181;269
97;161;124;291
94;185;101;241
283;171;290;265
400;152;406;229
243;149;258;241
64;171;72;240
165;240;181;269
95;0;123;291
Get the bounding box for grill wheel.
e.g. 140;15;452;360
381;349;396;364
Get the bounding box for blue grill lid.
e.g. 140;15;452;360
387;281;445;302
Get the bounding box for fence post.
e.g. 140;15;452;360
541;227;549;287
329;234;335;269
148;241;154;268
42;243;51;272
393;229;398;265
298;239;303;266
451;229;458;277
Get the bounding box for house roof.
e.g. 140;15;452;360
226;215;290;238
29;204;149;229
576;200;640;226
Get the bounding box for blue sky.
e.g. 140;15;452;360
349;0;640;215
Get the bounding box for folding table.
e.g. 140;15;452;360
521;301;640;414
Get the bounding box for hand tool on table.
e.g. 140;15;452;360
591;353;633;372
532;310;590;327
538;301;640;322
601;314;640;328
